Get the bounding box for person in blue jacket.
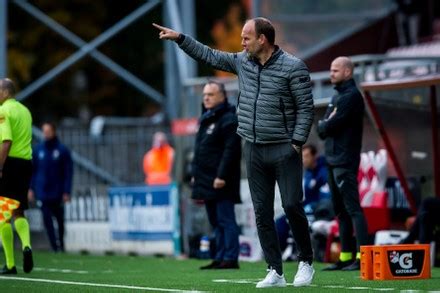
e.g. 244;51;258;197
28;122;73;252
301;144;331;212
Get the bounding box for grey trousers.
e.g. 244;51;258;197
244;141;313;273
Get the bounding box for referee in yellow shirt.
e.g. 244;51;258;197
0;78;33;274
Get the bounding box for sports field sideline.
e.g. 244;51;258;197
0;251;439;292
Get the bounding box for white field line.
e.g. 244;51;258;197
32;267;89;274
215;278;439;292
212;278;438;291
17;266;133;274
0;276;206;292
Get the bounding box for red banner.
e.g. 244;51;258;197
171;118;198;136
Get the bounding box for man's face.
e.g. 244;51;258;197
42;124;56;141
302;148;316;170
153;132;167;148
203;83;225;110
330;59;349;85
241;20;262;57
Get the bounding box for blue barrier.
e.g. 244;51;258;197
108;183;181;256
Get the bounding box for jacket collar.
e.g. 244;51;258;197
44;137;59;149
200;100;233;123
250;45;282;67
334;78;356;93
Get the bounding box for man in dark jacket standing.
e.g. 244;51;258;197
193;81;241;270
29;122;73;252
318;56;369;271
154;17;315;288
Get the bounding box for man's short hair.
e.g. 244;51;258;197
42;121;57;133
303;144;317;156
0;78;16;97
253;17;275;45
206;80;227;99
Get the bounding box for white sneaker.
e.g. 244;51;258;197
293;261;314;287
256;268;287;288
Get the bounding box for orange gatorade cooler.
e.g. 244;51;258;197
372;244;431;280
360;245;375;280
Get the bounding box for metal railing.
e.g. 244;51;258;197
65;185;109;222
313;55;440;105
57;122;167;186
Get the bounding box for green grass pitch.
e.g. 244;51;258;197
0;251;439;292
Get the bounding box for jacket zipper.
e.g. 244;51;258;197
253;66;262;143
279;98;288;134
236;91;241;114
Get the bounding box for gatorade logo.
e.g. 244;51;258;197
388;250;425;276
399;253;413;269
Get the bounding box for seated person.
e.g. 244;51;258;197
302;144;331;214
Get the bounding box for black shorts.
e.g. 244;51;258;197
0;157;32;210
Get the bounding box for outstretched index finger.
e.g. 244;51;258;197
152;23;166;31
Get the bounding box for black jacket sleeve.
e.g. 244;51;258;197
318;92;361;137
217;117;240;180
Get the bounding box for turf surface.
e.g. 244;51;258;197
0;251;439;292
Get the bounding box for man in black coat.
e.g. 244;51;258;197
318;56;369;271
192;81;241;270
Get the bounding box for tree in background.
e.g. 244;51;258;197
210;3;247;77
195;0;247;77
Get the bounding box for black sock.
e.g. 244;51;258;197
269;266;283;275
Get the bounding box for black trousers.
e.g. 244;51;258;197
327;165;369;252
0;157;32;210
41;200;65;252
205;199;240;261
244;141;313;273
404;197;440;244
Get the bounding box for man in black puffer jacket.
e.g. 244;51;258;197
193;81;241;270
318;56;369;271
154;17;315;288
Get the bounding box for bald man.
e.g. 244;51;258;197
154;18;315;287
318;57;368;271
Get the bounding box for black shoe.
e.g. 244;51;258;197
342;259;360;271
0;265;17;274
322;259;353;271
216;260;239;269
200;260;221;270
23;247;33;273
